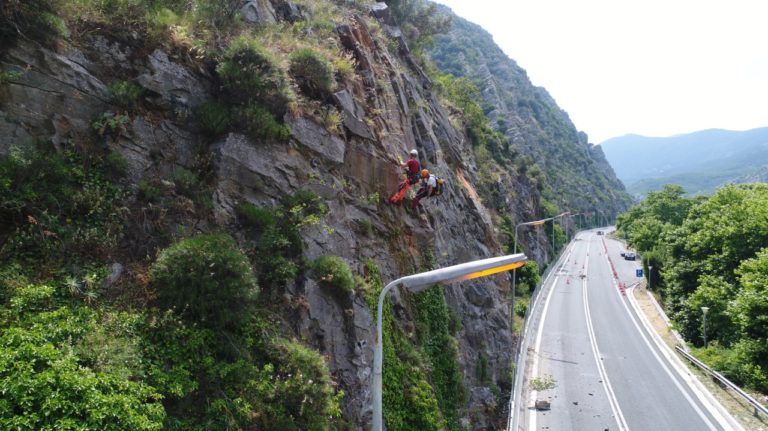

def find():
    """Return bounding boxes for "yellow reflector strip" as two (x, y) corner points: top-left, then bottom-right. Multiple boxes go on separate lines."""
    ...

(459, 261), (526, 281)
(530, 220), (547, 226)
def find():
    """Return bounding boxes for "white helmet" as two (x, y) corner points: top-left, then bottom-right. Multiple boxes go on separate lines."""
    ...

(409, 149), (418, 156)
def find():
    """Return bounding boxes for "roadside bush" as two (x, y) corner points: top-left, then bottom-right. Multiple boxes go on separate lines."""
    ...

(289, 48), (336, 99)
(314, 255), (354, 295)
(255, 338), (342, 430)
(150, 233), (258, 332)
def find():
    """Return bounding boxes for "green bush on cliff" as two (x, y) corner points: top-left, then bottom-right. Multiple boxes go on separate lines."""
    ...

(237, 104), (291, 142)
(194, 101), (232, 136)
(289, 48), (336, 99)
(0, 144), (126, 265)
(150, 233), (258, 332)
(314, 255), (355, 295)
(217, 37), (293, 115)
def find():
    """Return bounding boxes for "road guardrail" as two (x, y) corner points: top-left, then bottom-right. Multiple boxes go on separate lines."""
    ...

(675, 345), (768, 419)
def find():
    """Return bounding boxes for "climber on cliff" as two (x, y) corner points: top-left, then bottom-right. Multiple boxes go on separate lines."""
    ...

(411, 169), (438, 209)
(387, 149), (421, 205)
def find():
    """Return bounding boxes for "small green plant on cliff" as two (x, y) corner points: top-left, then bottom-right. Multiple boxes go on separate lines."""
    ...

(150, 233), (258, 333)
(193, 101), (231, 136)
(0, 69), (22, 85)
(92, 112), (129, 138)
(318, 105), (342, 133)
(314, 255), (355, 295)
(237, 103), (291, 142)
(289, 47), (336, 99)
(236, 202), (276, 230)
(238, 191), (328, 289)
(108, 80), (144, 110)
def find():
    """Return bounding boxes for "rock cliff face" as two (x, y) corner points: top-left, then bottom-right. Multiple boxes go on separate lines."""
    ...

(1, 4), (508, 429)
(0, 1), (628, 429)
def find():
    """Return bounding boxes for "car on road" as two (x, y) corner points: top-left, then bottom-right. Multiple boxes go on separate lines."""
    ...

(597, 231), (604, 235)
(620, 251), (626, 257)
(624, 252), (636, 260)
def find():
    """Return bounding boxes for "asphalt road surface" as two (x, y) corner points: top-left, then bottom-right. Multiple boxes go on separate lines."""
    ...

(510, 229), (739, 431)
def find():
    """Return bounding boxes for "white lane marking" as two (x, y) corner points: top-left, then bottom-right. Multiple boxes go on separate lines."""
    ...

(527, 242), (575, 431)
(599, 246), (722, 430)
(625, 286), (743, 431)
(582, 244), (630, 431)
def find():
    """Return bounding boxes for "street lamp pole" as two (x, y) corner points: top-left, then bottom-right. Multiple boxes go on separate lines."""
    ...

(372, 254), (528, 431)
(648, 265), (653, 290)
(701, 306), (710, 348)
(512, 218), (551, 302)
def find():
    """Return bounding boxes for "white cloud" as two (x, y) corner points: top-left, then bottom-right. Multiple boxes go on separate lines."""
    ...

(434, 0), (768, 143)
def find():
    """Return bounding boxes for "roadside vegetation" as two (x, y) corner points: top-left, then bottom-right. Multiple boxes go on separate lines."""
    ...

(617, 184), (768, 394)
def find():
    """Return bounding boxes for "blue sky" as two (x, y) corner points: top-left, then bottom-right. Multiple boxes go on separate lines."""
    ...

(434, 0), (768, 144)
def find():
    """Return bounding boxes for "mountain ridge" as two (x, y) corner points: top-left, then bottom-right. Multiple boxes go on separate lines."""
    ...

(601, 127), (768, 196)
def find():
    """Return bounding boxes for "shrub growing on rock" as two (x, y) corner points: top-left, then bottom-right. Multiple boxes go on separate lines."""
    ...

(288, 48), (336, 99)
(150, 233), (258, 332)
(314, 255), (354, 295)
(194, 101), (232, 136)
(217, 37), (292, 116)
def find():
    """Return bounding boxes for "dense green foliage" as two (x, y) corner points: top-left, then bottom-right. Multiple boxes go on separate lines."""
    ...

(0, 140), (342, 429)
(0, 286), (166, 430)
(150, 234), (258, 333)
(413, 286), (467, 430)
(617, 183), (768, 392)
(0, 144), (125, 267)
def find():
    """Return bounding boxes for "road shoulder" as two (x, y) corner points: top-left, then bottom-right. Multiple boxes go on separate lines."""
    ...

(631, 283), (767, 431)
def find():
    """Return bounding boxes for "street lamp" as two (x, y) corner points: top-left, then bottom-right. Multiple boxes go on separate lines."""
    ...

(701, 306), (710, 348)
(648, 265), (653, 290)
(512, 218), (551, 304)
(372, 253), (528, 431)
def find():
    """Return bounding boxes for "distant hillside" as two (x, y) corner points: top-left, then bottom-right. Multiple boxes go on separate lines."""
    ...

(428, 7), (632, 218)
(601, 128), (768, 196)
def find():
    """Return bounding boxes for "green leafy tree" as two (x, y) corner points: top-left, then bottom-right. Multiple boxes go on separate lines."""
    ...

(150, 233), (258, 334)
(0, 284), (165, 430)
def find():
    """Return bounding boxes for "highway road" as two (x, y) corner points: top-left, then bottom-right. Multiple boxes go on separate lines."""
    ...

(509, 229), (740, 431)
